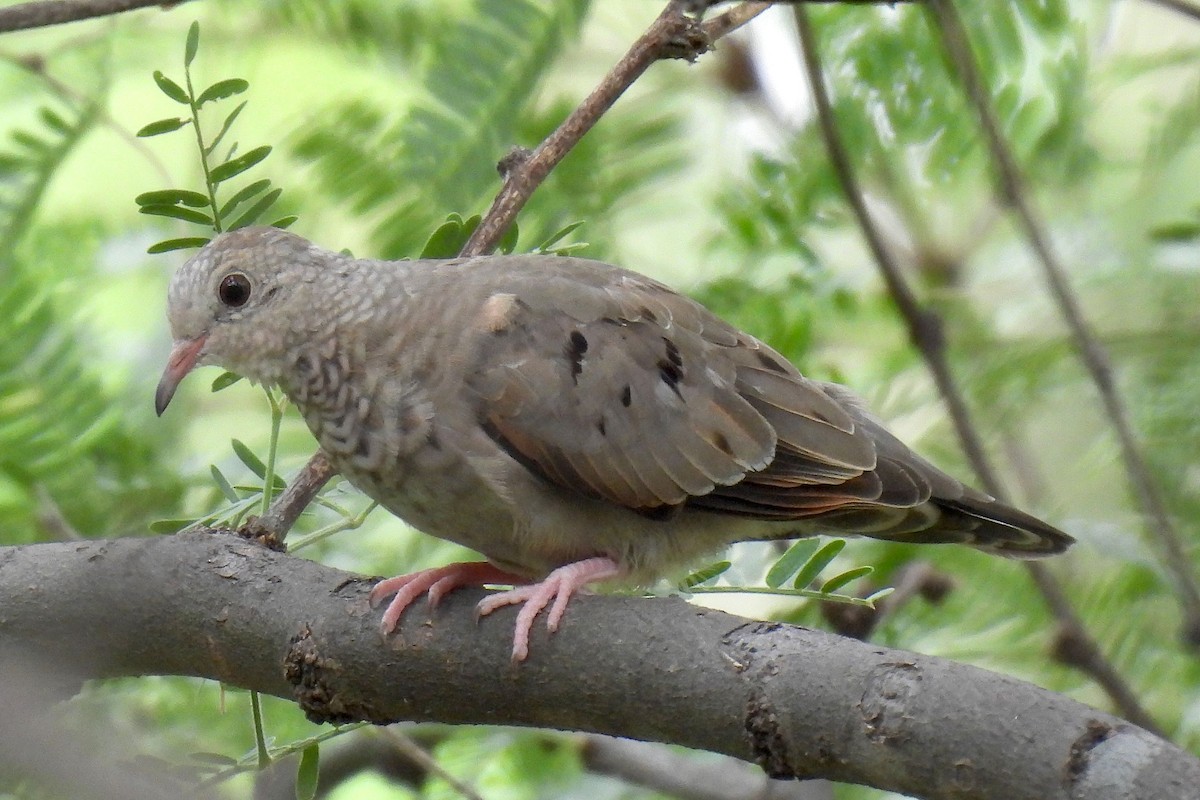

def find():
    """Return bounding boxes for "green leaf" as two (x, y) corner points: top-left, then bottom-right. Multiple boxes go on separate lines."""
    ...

(498, 221), (519, 255)
(184, 21), (200, 68)
(38, 107), (70, 135)
(228, 187), (282, 230)
(135, 189), (210, 207)
(534, 220), (584, 252)
(137, 117), (190, 137)
(271, 215), (299, 229)
(209, 145), (271, 184)
(150, 518), (193, 533)
(1150, 221), (1200, 242)
(218, 178), (270, 220)
(680, 560), (731, 589)
(11, 131), (47, 153)
(153, 70), (190, 104)
(864, 587), (894, 605)
(211, 371), (243, 392)
(420, 216), (470, 258)
(210, 464), (239, 504)
(206, 100), (247, 156)
(148, 237), (210, 254)
(765, 539), (821, 589)
(792, 539), (845, 589)
(231, 439), (267, 479)
(138, 204), (214, 225)
(820, 565), (874, 594)
(196, 78), (250, 109)
(296, 744), (319, 800)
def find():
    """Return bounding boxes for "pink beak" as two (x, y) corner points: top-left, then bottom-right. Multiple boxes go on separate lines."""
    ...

(155, 335), (208, 416)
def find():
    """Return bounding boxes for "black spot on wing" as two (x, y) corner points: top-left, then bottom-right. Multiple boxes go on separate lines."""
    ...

(657, 337), (684, 399)
(755, 349), (791, 374)
(663, 337), (683, 367)
(621, 385), (632, 407)
(564, 329), (588, 384)
(657, 358), (683, 398)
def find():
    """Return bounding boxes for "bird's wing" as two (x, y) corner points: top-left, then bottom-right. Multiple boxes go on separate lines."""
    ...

(464, 259), (877, 512)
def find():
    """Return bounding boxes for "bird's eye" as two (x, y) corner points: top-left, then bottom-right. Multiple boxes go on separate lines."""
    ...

(218, 273), (252, 307)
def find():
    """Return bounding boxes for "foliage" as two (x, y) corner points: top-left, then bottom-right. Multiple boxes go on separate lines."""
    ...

(291, 0), (592, 258)
(0, 92), (182, 539)
(136, 20), (294, 252)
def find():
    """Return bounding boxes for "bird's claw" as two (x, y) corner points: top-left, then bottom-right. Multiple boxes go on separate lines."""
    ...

(372, 557), (621, 661)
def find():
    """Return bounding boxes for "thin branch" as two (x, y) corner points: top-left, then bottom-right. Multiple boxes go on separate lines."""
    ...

(0, 0), (189, 34)
(243, 450), (335, 547)
(0, 50), (175, 187)
(33, 486), (82, 541)
(821, 561), (953, 641)
(792, 5), (1164, 737)
(701, 1), (773, 40)
(924, 0), (1200, 646)
(1142, 0), (1200, 23)
(375, 727), (485, 800)
(461, 1), (771, 257)
(2, 532), (1196, 800)
(461, 1), (696, 256)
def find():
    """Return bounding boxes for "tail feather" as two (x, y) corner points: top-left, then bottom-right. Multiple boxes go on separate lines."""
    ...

(932, 497), (1074, 557)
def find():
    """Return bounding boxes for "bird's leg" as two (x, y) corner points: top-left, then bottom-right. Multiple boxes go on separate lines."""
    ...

(475, 556), (623, 662)
(370, 562), (526, 633)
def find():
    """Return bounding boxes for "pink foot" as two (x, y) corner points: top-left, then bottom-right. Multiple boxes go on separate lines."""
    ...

(370, 562), (525, 634)
(475, 556), (622, 662)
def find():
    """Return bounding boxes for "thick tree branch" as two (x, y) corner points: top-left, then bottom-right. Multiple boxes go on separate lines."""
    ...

(924, 0), (1200, 646)
(792, 6), (1164, 735)
(1, 532), (1197, 800)
(0, 0), (189, 33)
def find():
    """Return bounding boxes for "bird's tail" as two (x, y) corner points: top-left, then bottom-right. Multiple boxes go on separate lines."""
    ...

(816, 493), (1074, 558)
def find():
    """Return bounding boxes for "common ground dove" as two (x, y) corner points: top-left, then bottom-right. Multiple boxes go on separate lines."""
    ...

(156, 227), (1072, 660)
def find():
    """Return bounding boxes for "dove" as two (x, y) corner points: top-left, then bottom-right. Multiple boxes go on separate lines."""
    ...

(156, 226), (1073, 661)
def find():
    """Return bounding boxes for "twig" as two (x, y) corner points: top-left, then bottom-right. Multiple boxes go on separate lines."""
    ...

(924, 0), (1200, 647)
(821, 561), (953, 641)
(461, 0), (769, 257)
(0, 0), (189, 34)
(33, 486), (83, 541)
(1142, 0), (1200, 23)
(375, 727), (485, 800)
(0, 50), (175, 186)
(701, 1), (772, 40)
(247, 450), (334, 546)
(793, 5), (1164, 737)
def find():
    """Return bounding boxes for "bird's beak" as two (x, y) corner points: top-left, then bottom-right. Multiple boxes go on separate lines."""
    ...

(155, 334), (208, 416)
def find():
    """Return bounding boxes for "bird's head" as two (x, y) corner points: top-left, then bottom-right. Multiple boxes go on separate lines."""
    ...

(155, 226), (325, 415)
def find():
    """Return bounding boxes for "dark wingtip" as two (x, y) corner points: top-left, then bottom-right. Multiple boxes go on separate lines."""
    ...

(940, 498), (1074, 558)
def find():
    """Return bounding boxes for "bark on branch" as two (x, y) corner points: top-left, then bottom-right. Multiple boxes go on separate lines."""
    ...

(0, 0), (190, 33)
(1, 531), (1197, 799)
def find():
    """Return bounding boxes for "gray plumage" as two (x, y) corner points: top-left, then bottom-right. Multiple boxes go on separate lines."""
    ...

(157, 227), (1071, 656)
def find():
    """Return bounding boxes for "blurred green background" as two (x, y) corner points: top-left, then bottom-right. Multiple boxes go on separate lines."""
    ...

(1, 1), (1199, 798)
